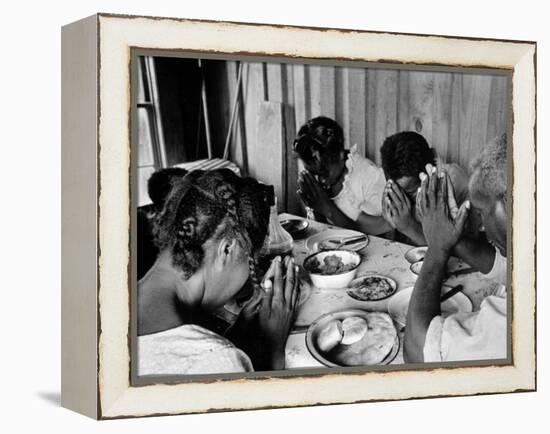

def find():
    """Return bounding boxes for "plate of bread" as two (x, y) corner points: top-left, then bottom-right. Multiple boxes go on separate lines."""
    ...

(306, 309), (399, 367)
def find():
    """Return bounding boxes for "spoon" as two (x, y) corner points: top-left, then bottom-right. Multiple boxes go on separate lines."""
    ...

(323, 235), (368, 249)
(440, 284), (464, 303)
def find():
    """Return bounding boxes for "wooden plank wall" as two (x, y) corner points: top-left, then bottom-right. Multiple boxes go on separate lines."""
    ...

(136, 62), (157, 207)
(227, 63), (509, 215)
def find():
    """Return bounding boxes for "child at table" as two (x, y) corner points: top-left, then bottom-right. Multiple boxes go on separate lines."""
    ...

(293, 116), (391, 235)
(138, 167), (188, 279)
(380, 131), (471, 245)
(138, 169), (300, 375)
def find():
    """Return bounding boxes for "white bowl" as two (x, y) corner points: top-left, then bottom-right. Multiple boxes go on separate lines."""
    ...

(404, 246), (428, 264)
(409, 256), (465, 275)
(410, 260), (423, 275)
(303, 249), (361, 289)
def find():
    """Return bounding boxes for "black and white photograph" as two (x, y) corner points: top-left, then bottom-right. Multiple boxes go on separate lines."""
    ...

(133, 54), (510, 379)
(2, 0), (546, 427)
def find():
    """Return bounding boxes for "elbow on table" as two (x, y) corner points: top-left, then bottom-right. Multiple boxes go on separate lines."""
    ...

(356, 215), (391, 236)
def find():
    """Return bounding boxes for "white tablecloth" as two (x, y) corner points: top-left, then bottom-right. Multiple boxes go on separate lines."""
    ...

(280, 213), (501, 369)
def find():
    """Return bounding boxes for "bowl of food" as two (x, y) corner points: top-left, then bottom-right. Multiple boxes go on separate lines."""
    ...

(303, 249), (361, 289)
(306, 309), (399, 367)
(346, 274), (398, 302)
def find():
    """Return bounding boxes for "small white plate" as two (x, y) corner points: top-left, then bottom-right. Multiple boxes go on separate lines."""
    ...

(305, 229), (369, 253)
(409, 256), (468, 275)
(404, 246), (428, 264)
(388, 286), (473, 328)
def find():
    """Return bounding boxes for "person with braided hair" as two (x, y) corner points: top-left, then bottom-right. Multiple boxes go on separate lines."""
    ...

(138, 167), (188, 280)
(137, 169), (300, 375)
(294, 116), (391, 235)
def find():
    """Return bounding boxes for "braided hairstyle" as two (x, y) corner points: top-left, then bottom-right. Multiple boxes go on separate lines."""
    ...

(147, 167), (188, 212)
(293, 116), (345, 166)
(380, 131), (436, 181)
(153, 168), (273, 280)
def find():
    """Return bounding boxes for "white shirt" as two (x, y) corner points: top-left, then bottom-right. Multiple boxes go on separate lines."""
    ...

(423, 285), (507, 362)
(331, 145), (386, 221)
(483, 248), (507, 286)
(138, 324), (253, 376)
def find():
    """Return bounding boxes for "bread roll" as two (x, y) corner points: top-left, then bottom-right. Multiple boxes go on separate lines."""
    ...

(317, 319), (343, 353)
(330, 312), (397, 366)
(341, 316), (368, 345)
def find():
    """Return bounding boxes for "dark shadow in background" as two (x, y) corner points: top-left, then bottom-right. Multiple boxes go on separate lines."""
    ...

(37, 391), (61, 407)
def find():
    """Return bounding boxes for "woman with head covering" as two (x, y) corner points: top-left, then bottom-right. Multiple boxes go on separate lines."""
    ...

(137, 169), (299, 375)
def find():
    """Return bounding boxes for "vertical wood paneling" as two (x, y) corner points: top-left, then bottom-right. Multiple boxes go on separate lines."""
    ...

(320, 66), (336, 119)
(408, 71), (435, 145)
(266, 63), (284, 103)
(236, 63), (249, 176)
(335, 67), (349, 144)
(284, 103), (300, 214)
(309, 66), (336, 119)
(431, 72), (454, 162)
(347, 68), (367, 155)
(257, 101), (285, 210)
(366, 69), (377, 161)
(308, 65), (322, 118)
(225, 61), (508, 213)
(292, 64), (309, 132)
(241, 62), (265, 179)
(486, 75), (509, 143)
(283, 64), (295, 112)
(458, 74), (477, 169)
(397, 70), (410, 131)
(459, 74), (493, 169)
(226, 61), (242, 167)
(448, 73), (463, 166)
(371, 69), (399, 165)
(271, 63), (300, 214)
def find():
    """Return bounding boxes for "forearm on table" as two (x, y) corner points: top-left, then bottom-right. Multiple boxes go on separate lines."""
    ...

(324, 204), (390, 235)
(356, 213), (393, 235)
(452, 237), (496, 274)
(403, 248), (448, 363)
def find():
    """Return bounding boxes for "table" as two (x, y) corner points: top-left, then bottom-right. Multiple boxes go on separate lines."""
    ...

(280, 214), (502, 369)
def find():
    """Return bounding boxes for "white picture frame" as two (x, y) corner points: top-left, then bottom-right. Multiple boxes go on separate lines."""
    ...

(61, 13), (536, 419)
